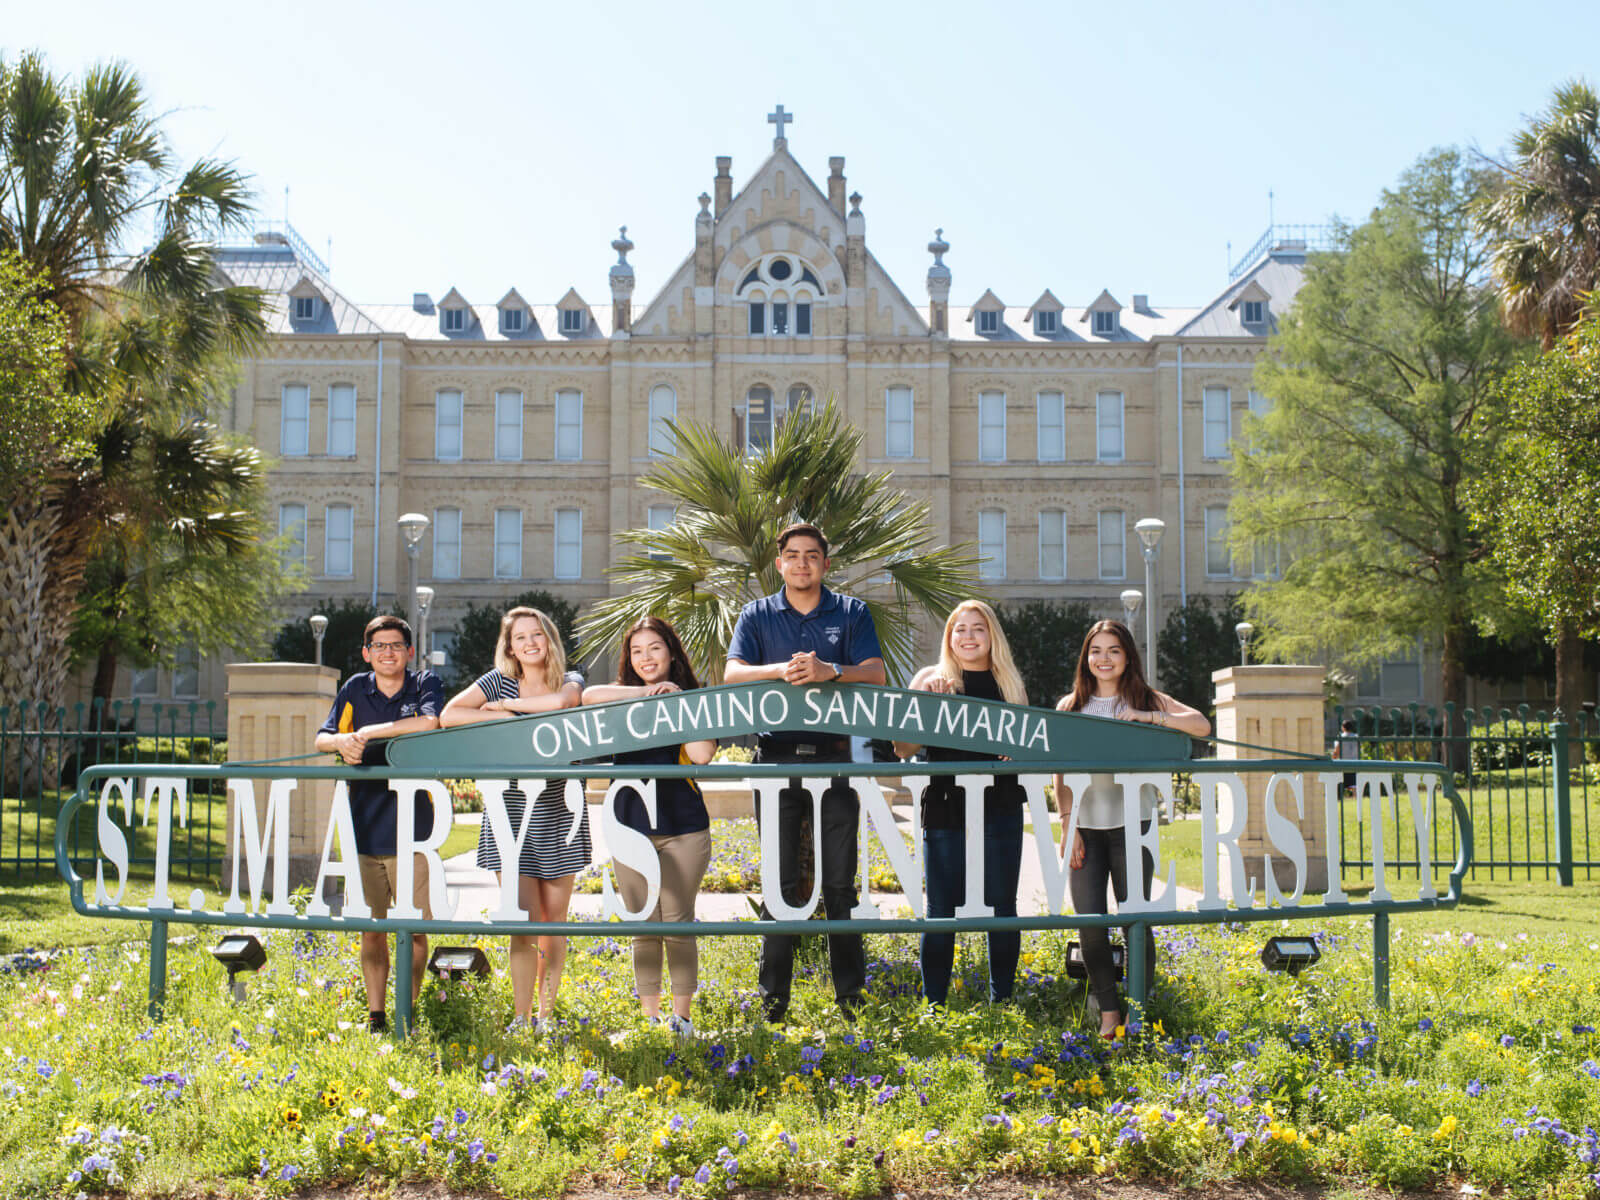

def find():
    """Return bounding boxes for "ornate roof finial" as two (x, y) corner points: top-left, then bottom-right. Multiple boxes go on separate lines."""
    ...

(928, 227), (949, 267)
(767, 103), (793, 147)
(611, 225), (634, 266)
(698, 192), (712, 217)
(849, 191), (863, 216)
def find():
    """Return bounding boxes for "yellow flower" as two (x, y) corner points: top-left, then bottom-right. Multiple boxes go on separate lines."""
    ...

(1434, 1114), (1458, 1140)
(281, 1106), (302, 1126)
(613, 1145), (629, 1162)
(1068, 1138), (1084, 1156)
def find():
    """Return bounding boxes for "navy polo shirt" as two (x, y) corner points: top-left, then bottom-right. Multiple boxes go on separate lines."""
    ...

(318, 669), (444, 856)
(727, 585), (883, 744)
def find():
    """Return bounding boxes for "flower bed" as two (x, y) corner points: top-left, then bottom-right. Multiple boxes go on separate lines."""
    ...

(1, 919), (1596, 1197)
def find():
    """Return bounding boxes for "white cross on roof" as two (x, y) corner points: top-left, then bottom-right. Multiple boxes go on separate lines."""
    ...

(768, 104), (793, 145)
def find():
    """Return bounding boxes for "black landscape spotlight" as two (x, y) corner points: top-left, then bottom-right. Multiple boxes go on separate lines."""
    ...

(427, 946), (491, 982)
(1065, 941), (1125, 981)
(211, 933), (267, 1001)
(1260, 935), (1321, 975)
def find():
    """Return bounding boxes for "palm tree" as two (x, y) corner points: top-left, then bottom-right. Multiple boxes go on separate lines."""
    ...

(1479, 79), (1600, 349)
(0, 51), (269, 726)
(1478, 78), (1600, 722)
(576, 399), (984, 683)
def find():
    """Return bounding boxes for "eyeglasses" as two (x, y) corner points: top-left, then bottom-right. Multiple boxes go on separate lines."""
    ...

(366, 641), (409, 654)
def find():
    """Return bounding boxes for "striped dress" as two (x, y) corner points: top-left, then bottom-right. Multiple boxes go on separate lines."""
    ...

(472, 669), (593, 879)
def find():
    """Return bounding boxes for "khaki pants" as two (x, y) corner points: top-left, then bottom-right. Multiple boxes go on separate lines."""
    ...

(614, 829), (712, 996)
(358, 854), (434, 920)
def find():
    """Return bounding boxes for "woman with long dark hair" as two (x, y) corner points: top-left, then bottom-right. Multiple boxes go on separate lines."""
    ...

(583, 617), (716, 1039)
(895, 599), (1029, 1006)
(1056, 620), (1209, 1036)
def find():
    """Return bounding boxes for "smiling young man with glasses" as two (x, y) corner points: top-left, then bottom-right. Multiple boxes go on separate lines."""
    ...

(314, 614), (444, 1031)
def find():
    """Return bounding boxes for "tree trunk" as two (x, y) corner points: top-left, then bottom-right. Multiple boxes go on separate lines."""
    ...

(92, 646), (118, 708)
(0, 500), (83, 793)
(1439, 622), (1469, 773)
(1555, 618), (1585, 762)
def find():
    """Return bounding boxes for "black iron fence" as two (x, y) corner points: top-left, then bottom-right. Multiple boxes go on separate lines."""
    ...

(0, 701), (225, 877)
(1334, 703), (1598, 883)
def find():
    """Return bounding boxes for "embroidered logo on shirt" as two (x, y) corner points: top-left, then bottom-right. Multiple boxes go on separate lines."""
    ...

(825, 625), (842, 645)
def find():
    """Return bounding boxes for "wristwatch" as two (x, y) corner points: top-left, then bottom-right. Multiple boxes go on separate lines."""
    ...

(829, 662), (842, 681)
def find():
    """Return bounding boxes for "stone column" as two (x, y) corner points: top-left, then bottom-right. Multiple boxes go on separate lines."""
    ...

(225, 662), (341, 889)
(1211, 664), (1329, 893)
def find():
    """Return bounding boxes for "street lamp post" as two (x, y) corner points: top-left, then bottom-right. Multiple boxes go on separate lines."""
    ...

(398, 512), (430, 628)
(415, 586), (435, 662)
(1134, 518), (1166, 688)
(1120, 588), (1143, 633)
(309, 614), (328, 666)
(1235, 621), (1255, 666)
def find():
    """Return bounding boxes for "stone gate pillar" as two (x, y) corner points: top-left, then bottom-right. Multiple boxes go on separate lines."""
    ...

(1211, 665), (1330, 894)
(225, 662), (341, 888)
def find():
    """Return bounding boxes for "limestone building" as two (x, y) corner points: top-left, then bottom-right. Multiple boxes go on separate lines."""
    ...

(124, 110), (1314, 712)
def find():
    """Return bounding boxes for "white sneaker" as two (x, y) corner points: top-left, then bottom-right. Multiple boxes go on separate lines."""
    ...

(668, 1014), (695, 1042)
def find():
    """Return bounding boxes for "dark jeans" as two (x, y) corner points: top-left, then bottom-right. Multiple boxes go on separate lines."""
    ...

(921, 791), (1023, 1004)
(1069, 822), (1158, 1014)
(753, 744), (866, 1018)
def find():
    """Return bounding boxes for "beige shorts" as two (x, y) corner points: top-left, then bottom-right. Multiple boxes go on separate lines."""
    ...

(358, 854), (434, 920)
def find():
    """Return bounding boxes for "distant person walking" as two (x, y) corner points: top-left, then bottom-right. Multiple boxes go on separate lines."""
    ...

(1336, 718), (1361, 796)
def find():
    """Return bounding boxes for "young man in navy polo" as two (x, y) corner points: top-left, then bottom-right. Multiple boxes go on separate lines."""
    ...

(314, 615), (443, 1031)
(725, 522), (886, 1021)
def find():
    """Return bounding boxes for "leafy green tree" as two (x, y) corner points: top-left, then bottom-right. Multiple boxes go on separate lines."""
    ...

(576, 399), (982, 682)
(1156, 593), (1245, 715)
(1230, 148), (1524, 716)
(1464, 321), (1600, 715)
(996, 599), (1096, 707)
(0, 50), (273, 710)
(1477, 78), (1600, 720)
(448, 591), (580, 689)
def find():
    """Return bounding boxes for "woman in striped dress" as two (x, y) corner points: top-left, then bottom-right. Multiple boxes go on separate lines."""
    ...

(440, 606), (586, 1028)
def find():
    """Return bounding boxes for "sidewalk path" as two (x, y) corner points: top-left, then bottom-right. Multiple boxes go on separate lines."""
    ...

(440, 801), (1204, 921)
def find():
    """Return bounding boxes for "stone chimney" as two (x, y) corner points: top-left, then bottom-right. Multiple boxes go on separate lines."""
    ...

(694, 193), (714, 288)
(926, 229), (951, 336)
(714, 157), (733, 218)
(1132, 293), (1150, 314)
(828, 157), (847, 215)
(609, 226), (634, 334)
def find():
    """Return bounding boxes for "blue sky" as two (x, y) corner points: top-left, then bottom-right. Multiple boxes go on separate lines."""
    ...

(9, 0), (1596, 312)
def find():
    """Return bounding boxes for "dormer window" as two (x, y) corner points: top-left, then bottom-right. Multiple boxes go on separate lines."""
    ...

(293, 295), (320, 322)
(442, 307), (466, 333)
(561, 308), (585, 334)
(1035, 309), (1058, 335)
(501, 306), (524, 334)
(977, 309), (999, 334)
(1093, 309), (1116, 335)
(1242, 299), (1264, 325)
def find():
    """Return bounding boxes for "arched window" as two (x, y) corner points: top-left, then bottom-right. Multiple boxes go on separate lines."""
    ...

(648, 384), (676, 457)
(737, 256), (823, 337)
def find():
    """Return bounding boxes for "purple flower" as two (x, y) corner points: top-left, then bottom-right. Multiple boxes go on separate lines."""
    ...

(924, 1128), (941, 1143)
(1418, 1018), (1433, 1032)
(1500, 1034), (1515, 1048)
(1466, 1078), (1482, 1097)
(667, 1175), (681, 1194)
(454, 1106), (468, 1125)
(278, 1165), (299, 1181)
(694, 1165), (711, 1185)
(724, 1158), (738, 1176)
(873, 1150), (885, 1167)
(468, 1139), (484, 1163)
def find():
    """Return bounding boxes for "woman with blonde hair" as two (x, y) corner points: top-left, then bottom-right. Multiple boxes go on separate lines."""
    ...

(1055, 619), (1209, 1036)
(894, 599), (1029, 1005)
(441, 606), (586, 1030)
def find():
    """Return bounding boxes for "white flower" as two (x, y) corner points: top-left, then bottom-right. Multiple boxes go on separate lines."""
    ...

(481, 1082), (498, 1096)
(370, 1114), (387, 1127)
(349, 1107), (367, 1119)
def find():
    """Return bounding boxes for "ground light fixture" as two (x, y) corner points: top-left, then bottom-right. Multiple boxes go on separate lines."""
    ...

(1065, 940), (1125, 981)
(210, 933), (267, 1001)
(1235, 620), (1255, 666)
(427, 946), (491, 981)
(309, 613), (328, 665)
(1260, 934), (1321, 974)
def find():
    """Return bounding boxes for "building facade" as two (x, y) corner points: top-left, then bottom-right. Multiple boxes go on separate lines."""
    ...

(117, 118), (1321, 713)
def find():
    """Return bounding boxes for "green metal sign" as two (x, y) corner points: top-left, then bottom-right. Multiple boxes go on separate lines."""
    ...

(384, 681), (1192, 770)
